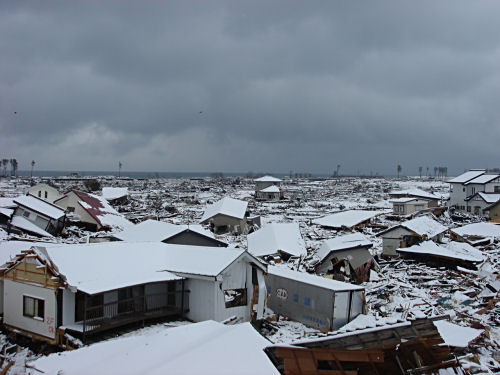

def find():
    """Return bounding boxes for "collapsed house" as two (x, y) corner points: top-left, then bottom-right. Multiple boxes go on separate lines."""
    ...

(200, 197), (248, 234)
(314, 233), (375, 283)
(313, 210), (385, 231)
(12, 195), (66, 237)
(0, 242), (267, 345)
(247, 222), (306, 259)
(110, 219), (228, 247)
(266, 316), (466, 375)
(378, 215), (447, 257)
(54, 189), (132, 231)
(389, 188), (441, 207)
(396, 240), (486, 269)
(265, 266), (365, 331)
(101, 187), (129, 205)
(28, 320), (280, 375)
(450, 221), (500, 245)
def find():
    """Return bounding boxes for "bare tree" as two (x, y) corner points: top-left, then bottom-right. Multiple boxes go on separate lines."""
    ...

(118, 161), (122, 178)
(418, 166), (423, 178)
(1, 159), (7, 176)
(397, 164), (402, 178)
(434, 166), (438, 177)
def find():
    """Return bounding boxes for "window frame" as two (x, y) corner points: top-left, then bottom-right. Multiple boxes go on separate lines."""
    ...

(23, 295), (45, 321)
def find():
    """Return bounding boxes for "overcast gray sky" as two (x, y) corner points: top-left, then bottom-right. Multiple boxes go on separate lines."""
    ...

(1, 1), (500, 176)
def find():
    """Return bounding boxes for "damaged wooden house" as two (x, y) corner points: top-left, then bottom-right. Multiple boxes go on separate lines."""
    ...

(254, 175), (284, 200)
(11, 195), (66, 237)
(266, 316), (466, 375)
(54, 189), (132, 231)
(378, 215), (447, 257)
(314, 233), (376, 283)
(0, 242), (267, 346)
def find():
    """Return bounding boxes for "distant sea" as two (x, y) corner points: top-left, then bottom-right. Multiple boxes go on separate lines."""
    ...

(13, 170), (296, 179)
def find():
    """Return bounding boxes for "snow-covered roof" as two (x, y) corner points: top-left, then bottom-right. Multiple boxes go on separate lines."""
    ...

(29, 320), (280, 375)
(0, 207), (13, 217)
(0, 197), (16, 208)
(267, 265), (363, 292)
(464, 174), (499, 185)
(200, 197), (248, 222)
(389, 188), (440, 200)
(67, 190), (132, 229)
(313, 210), (384, 229)
(259, 185), (281, 193)
(447, 170), (485, 184)
(113, 219), (218, 243)
(399, 216), (447, 238)
(390, 197), (426, 204)
(101, 187), (128, 200)
(33, 242), (260, 294)
(14, 194), (65, 220)
(474, 192), (500, 204)
(0, 240), (60, 267)
(433, 320), (483, 348)
(316, 233), (372, 263)
(11, 216), (54, 238)
(247, 222), (306, 258)
(451, 222), (500, 239)
(255, 175), (282, 182)
(397, 240), (486, 263)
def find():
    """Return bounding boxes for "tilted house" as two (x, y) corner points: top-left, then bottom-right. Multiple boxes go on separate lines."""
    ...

(12, 195), (66, 237)
(450, 222), (500, 244)
(101, 187), (129, 205)
(247, 222), (306, 260)
(200, 197), (248, 234)
(265, 266), (365, 331)
(314, 233), (375, 283)
(54, 190), (132, 231)
(25, 183), (63, 203)
(112, 219), (228, 247)
(0, 242), (267, 346)
(378, 215), (447, 257)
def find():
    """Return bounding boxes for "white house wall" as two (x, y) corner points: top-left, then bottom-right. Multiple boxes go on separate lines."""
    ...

(62, 289), (75, 326)
(27, 185), (63, 203)
(57, 193), (98, 227)
(382, 227), (414, 256)
(185, 278), (217, 322)
(3, 279), (57, 339)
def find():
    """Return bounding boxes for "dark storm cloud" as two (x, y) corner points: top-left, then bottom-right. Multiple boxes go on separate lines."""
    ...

(1, 0), (500, 174)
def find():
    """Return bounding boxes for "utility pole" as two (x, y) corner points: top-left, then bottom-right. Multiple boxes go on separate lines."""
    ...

(118, 161), (122, 178)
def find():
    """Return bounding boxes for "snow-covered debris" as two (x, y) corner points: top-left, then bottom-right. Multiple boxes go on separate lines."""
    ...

(313, 210), (385, 229)
(101, 187), (128, 201)
(451, 222), (500, 240)
(200, 197), (248, 222)
(397, 240), (487, 264)
(433, 320), (483, 348)
(10, 216), (54, 238)
(247, 222), (306, 258)
(28, 320), (279, 375)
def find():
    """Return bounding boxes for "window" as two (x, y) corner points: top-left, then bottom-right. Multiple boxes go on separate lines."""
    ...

(38, 191), (42, 197)
(23, 296), (44, 320)
(293, 294), (299, 303)
(23, 210), (31, 218)
(67, 207), (75, 213)
(224, 288), (247, 308)
(495, 186), (500, 193)
(44, 191), (48, 199)
(304, 297), (311, 307)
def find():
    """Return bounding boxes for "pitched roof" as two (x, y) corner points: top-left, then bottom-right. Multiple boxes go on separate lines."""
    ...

(451, 222), (500, 239)
(469, 192), (500, 204)
(247, 222), (306, 258)
(10, 216), (54, 238)
(464, 174), (499, 185)
(254, 175), (282, 182)
(101, 187), (128, 200)
(389, 188), (440, 200)
(66, 190), (132, 229)
(29, 320), (280, 375)
(316, 233), (372, 263)
(22, 242), (263, 294)
(113, 219), (221, 244)
(14, 194), (65, 220)
(200, 197), (248, 222)
(267, 265), (363, 292)
(313, 210), (385, 229)
(259, 185), (281, 193)
(447, 170), (485, 184)
(379, 215), (447, 238)
(397, 240), (486, 263)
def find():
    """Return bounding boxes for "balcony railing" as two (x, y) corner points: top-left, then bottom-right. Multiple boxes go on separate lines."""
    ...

(81, 290), (189, 335)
